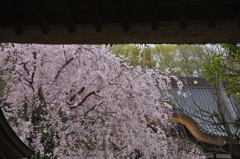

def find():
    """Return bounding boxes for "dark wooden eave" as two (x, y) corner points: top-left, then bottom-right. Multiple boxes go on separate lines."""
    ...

(0, 0), (240, 44)
(0, 108), (35, 159)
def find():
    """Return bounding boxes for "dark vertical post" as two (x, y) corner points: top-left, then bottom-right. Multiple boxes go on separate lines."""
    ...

(61, 0), (76, 33)
(150, 0), (159, 30)
(120, 0), (130, 31)
(35, 0), (49, 34)
(10, 0), (23, 34)
(236, 0), (240, 27)
(179, 0), (187, 29)
(208, 0), (217, 28)
(92, 0), (102, 32)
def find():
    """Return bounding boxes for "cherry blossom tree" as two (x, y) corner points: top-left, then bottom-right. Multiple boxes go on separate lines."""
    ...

(0, 44), (205, 158)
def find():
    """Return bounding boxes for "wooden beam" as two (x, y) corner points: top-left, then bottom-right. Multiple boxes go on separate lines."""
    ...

(35, 0), (49, 34)
(236, 0), (240, 27)
(179, 0), (187, 29)
(92, 0), (102, 32)
(208, 0), (217, 28)
(61, 0), (76, 33)
(10, 0), (23, 34)
(150, 0), (158, 30)
(120, 0), (130, 31)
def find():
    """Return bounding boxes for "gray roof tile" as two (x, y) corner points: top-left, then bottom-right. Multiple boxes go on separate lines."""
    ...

(169, 77), (240, 138)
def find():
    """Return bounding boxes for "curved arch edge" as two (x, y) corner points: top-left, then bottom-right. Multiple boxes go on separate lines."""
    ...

(172, 115), (226, 146)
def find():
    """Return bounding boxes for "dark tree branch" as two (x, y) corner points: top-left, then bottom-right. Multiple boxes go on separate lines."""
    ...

(22, 62), (30, 75)
(54, 57), (74, 81)
(70, 91), (96, 109)
(111, 69), (124, 82)
(16, 71), (34, 91)
(38, 86), (46, 106)
(69, 87), (85, 102)
(19, 51), (37, 91)
(77, 91), (96, 106)
(82, 102), (103, 117)
(31, 51), (37, 84)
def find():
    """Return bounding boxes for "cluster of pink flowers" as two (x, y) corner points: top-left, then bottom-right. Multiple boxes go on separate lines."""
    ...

(0, 44), (205, 158)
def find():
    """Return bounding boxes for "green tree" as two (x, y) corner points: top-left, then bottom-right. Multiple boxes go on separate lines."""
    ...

(203, 44), (240, 104)
(110, 44), (156, 68)
(201, 44), (240, 159)
(111, 44), (215, 76)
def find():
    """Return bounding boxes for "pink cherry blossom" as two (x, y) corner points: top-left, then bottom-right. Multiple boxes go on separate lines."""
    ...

(0, 44), (205, 159)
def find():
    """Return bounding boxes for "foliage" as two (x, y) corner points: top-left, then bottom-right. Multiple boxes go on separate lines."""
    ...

(203, 44), (240, 104)
(201, 44), (240, 158)
(110, 44), (215, 76)
(0, 44), (205, 158)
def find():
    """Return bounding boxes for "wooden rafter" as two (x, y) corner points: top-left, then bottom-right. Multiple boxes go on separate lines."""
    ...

(61, 0), (76, 33)
(120, 0), (130, 31)
(35, 0), (49, 34)
(10, 0), (23, 34)
(236, 0), (240, 27)
(179, 0), (187, 29)
(92, 0), (102, 32)
(208, 0), (217, 28)
(150, 0), (158, 30)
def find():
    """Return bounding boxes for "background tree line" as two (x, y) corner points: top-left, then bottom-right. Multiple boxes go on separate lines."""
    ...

(110, 44), (216, 76)
(111, 44), (240, 105)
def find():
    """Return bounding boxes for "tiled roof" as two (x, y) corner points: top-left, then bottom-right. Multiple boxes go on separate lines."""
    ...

(169, 77), (240, 138)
